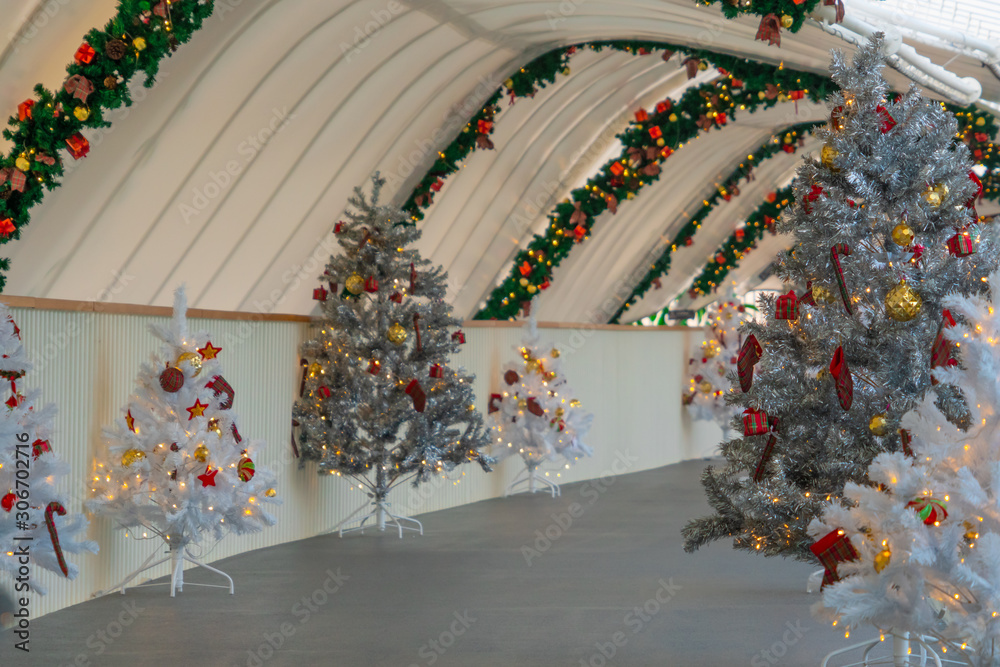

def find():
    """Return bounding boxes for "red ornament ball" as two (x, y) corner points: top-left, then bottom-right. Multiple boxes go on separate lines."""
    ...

(159, 366), (185, 393)
(238, 456), (255, 482)
(504, 370), (520, 386)
(907, 496), (948, 525)
(1, 492), (15, 512)
(169, 443), (179, 452)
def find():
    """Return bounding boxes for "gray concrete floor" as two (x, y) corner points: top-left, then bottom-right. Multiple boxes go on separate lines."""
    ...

(2, 460), (864, 666)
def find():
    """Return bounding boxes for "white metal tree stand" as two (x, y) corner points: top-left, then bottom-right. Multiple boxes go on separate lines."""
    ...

(111, 540), (234, 597)
(328, 467), (423, 538)
(821, 629), (973, 667)
(505, 460), (560, 498)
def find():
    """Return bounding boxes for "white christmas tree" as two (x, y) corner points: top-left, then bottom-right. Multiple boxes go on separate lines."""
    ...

(811, 269), (1000, 662)
(488, 318), (593, 497)
(87, 287), (278, 595)
(0, 308), (97, 593)
(683, 299), (750, 433)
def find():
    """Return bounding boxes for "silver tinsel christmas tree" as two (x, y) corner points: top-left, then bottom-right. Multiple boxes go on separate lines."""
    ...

(294, 174), (493, 534)
(683, 35), (999, 561)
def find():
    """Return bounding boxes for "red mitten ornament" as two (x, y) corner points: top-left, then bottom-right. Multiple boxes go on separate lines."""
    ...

(405, 379), (426, 412)
(829, 346), (853, 410)
(810, 529), (858, 587)
(737, 334), (762, 392)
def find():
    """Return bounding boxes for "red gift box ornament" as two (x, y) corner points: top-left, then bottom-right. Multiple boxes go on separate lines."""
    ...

(32, 439), (51, 459)
(648, 126), (662, 140)
(810, 529), (858, 587)
(743, 408), (769, 436)
(488, 393), (503, 414)
(333, 221), (344, 234)
(429, 364), (444, 378)
(829, 346), (853, 411)
(876, 105), (896, 134)
(389, 292), (403, 303)
(609, 161), (625, 177)
(930, 309), (958, 385)
(452, 330), (465, 344)
(947, 228), (976, 257)
(519, 261), (532, 277)
(0, 219), (15, 237)
(634, 109), (648, 123)
(74, 43), (96, 65)
(755, 14), (782, 47)
(316, 385), (331, 399)
(737, 334), (762, 392)
(364, 276), (378, 293)
(775, 290), (798, 320)
(477, 119), (493, 134)
(65, 133), (90, 159)
(368, 359), (380, 375)
(574, 225), (587, 242)
(656, 100), (671, 114)
(313, 286), (328, 301)
(789, 90), (804, 114)
(17, 100), (34, 121)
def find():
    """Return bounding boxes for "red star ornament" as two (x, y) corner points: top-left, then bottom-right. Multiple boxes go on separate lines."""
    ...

(126, 410), (136, 432)
(186, 400), (208, 420)
(198, 342), (221, 360)
(197, 466), (219, 487)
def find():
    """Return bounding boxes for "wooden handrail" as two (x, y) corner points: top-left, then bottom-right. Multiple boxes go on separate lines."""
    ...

(0, 294), (692, 330)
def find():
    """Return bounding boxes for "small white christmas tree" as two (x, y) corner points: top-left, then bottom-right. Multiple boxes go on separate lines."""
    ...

(488, 318), (593, 497)
(0, 308), (96, 593)
(683, 299), (749, 433)
(811, 269), (1000, 662)
(87, 287), (278, 595)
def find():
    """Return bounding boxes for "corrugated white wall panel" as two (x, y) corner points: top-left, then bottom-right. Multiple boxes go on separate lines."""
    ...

(6, 308), (705, 617)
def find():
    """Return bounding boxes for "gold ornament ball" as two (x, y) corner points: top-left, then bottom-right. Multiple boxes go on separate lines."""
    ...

(519, 277), (529, 287)
(891, 222), (914, 247)
(964, 520), (979, 541)
(934, 183), (949, 201)
(121, 448), (146, 467)
(656, 138), (665, 147)
(526, 359), (540, 373)
(668, 113), (678, 122)
(517, 398), (527, 409)
(265, 488), (277, 498)
(74, 106), (90, 121)
(702, 342), (718, 359)
(780, 14), (794, 28)
(14, 156), (30, 172)
(208, 418), (222, 437)
(555, 407), (565, 418)
(345, 273), (364, 295)
(387, 322), (407, 345)
(874, 549), (891, 573)
(194, 443), (209, 463)
(561, 67), (571, 76)
(504, 78), (514, 89)
(869, 413), (889, 436)
(699, 380), (713, 394)
(176, 351), (202, 376)
(812, 285), (835, 304)
(885, 281), (922, 322)
(133, 37), (147, 51)
(820, 144), (839, 171)
(527, 284), (537, 294)
(551, 348), (560, 358)
(976, 117), (986, 127)
(816, 368), (828, 381)
(308, 362), (322, 377)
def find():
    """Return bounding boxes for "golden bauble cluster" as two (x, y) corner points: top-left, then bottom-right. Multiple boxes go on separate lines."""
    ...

(780, 14), (794, 28)
(265, 488), (277, 498)
(14, 156), (30, 172)
(885, 281), (922, 322)
(121, 448), (146, 467)
(208, 418), (222, 437)
(194, 443), (209, 463)
(526, 359), (540, 373)
(569, 399), (581, 408)
(922, 183), (949, 208)
(387, 322), (407, 345)
(699, 380), (713, 394)
(345, 273), (364, 295)
(869, 413), (889, 436)
(551, 348), (560, 358)
(701, 340), (719, 359)
(891, 222), (914, 247)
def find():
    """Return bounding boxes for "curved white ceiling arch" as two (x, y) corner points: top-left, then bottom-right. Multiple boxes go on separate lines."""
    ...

(0, 0), (995, 321)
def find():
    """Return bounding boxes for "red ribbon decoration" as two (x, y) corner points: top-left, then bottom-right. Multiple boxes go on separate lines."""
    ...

(755, 14), (782, 47)
(45, 502), (70, 577)
(830, 244), (853, 315)
(413, 313), (422, 354)
(64, 75), (94, 102)
(409, 262), (417, 294)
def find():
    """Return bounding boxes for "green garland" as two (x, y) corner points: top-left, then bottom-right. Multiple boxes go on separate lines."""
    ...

(474, 47), (839, 320)
(0, 0), (214, 291)
(606, 121), (825, 324)
(702, 0), (823, 32)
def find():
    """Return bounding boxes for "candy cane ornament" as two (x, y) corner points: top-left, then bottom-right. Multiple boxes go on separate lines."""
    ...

(45, 501), (69, 577)
(830, 244), (853, 315)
